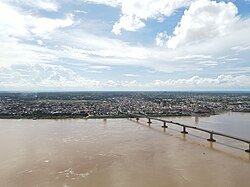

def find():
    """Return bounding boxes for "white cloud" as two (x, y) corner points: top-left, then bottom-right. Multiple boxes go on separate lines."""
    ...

(0, 64), (100, 90)
(167, 0), (238, 48)
(37, 40), (44, 45)
(1, 0), (249, 78)
(153, 75), (250, 89)
(112, 0), (195, 34)
(0, 1), (148, 68)
(0, 2), (28, 37)
(155, 31), (169, 47)
(74, 10), (88, 14)
(82, 0), (121, 7)
(231, 45), (250, 52)
(0, 2), (74, 67)
(88, 65), (112, 70)
(27, 14), (74, 37)
(86, 70), (103, 73)
(197, 60), (219, 66)
(1, 0), (250, 91)
(123, 74), (139, 77)
(0, 2), (74, 38)
(2, 0), (59, 11)
(174, 54), (212, 60)
(56, 31), (149, 63)
(226, 67), (250, 74)
(0, 64), (249, 90)
(104, 80), (138, 88)
(112, 15), (145, 35)
(25, 0), (59, 11)
(0, 64), (139, 90)
(0, 35), (57, 67)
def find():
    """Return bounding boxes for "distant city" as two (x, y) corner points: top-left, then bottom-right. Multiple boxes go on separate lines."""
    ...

(0, 92), (249, 119)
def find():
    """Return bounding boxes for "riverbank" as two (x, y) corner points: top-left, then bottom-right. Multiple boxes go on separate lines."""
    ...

(0, 110), (249, 120)
(0, 113), (192, 119)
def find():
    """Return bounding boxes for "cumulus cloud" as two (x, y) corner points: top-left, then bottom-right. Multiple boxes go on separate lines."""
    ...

(0, 64), (249, 91)
(112, 15), (145, 35)
(167, 0), (239, 48)
(0, 64), (139, 90)
(0, 1), (149, 68)
(0, 64), (100, 90)
(1, 0), (250, 91)
(112, 0), (195, 34)
(153, 75), (250, 89)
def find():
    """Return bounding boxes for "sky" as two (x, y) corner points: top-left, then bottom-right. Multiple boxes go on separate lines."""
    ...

(0, 0), (250, 91)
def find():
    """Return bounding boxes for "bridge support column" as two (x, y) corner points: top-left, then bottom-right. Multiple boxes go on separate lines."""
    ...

(162, 121), (168, 128)
(147, 118), (152, 124)
(181, 126), (188, 134)
(245, 144), (250, 153)
(207, 133), (216, 142)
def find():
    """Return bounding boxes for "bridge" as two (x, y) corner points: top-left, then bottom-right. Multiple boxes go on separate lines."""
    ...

(125, 112), (250, 153)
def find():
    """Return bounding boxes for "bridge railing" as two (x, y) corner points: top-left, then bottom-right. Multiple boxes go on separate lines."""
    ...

(127, 112), (250, 153)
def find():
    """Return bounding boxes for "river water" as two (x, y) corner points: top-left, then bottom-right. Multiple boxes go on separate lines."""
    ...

(0, 112), (250, 187)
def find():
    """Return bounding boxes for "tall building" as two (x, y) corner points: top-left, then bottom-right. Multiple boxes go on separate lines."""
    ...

(195, 102), (199, 113)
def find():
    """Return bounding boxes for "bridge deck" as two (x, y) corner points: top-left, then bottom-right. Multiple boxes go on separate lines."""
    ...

(128, 113), (250, 153)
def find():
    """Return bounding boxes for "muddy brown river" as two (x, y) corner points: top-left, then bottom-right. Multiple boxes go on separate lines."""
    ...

(0, 112), (250, 187)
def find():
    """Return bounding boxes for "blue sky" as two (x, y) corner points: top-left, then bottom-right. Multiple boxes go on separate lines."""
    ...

(0, 0), (250, 91)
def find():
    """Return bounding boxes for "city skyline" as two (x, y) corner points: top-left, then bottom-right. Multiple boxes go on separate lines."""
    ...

(1, 0), (250, 91)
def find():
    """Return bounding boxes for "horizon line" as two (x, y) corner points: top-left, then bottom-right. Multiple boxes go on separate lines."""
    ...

(1, 90), (250, 93)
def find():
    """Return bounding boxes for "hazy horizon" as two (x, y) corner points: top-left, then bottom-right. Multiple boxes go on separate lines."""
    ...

(1, 90), (250, 93)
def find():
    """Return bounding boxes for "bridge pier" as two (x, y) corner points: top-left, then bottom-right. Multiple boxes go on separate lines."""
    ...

(181, 126), (188, 134)
(162, 121), (168, 128)
(245, 144), (250, 153)
(147, 118), (152, 124)
(126, 112), (250, 154)
(207, 132), (216, 142)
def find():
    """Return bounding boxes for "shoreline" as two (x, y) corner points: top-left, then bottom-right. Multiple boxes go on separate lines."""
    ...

(0, 114), (192, 120)
(0, 111), (248, 120)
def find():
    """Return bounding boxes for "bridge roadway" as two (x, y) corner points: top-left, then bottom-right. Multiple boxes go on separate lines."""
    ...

(126, 113), (250, 153)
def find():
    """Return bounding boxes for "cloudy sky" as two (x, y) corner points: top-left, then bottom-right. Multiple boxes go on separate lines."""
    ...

(0, 0), (250, 91)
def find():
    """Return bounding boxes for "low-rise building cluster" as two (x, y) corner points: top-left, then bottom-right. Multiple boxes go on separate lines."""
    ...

(0, 92), (249, 118)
